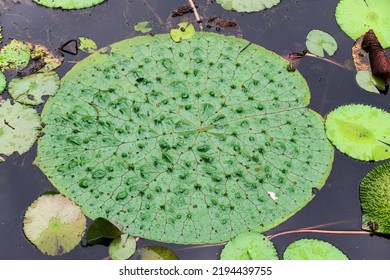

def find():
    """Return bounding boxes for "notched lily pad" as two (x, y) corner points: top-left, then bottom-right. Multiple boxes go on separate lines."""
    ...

(78, 37), (98, 53)
(0, 39), (31, 71)
(109, 234), (136, 260)
(216, 0), (280, 12)
(134, 21), (152, 34)
(306, 29), (337, 57)
(8, 71), (60, 105)
(137, 246), (179, 260)
(33, 0), (106, 10)
(170, 22), (195, 42)
(335, 0), (390, 48)
(23, 194), (87, 256)
(36, 33), (334, 244)
(220, 231), (278, 260)
(0, 99), (41, 159)
(360, 162), (390, 234)
(86, 217), (122, 245)
(356, 70), (386, 94)
(325, 104), (390, 161)
(283, 239), (348, 260)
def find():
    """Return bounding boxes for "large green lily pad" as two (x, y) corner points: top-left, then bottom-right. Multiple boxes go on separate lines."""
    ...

(335, 0), (390, 48)
(33, 0), (106, 10)
(360, 162), (390, 234)
(35, 33), (333, 244)
(216, 0), (280, 12)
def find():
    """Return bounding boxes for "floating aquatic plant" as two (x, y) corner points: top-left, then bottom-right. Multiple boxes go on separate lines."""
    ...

(325, 104), (390, 161)
(335, 0), (390, 48)
(78, 37), (98, 54)
(0, 72), (5, 94)
(137, 246), (179, 260)
(134, 22), (152, 34)
(23, 194), (86, 256)
(8, 71), (60, 105)
(355, 70), (386, 94)
(0, 99), (41, 162)
(0, 39), (31, 71)
(283, 238), (348, 260)
(33, 0), (106, 10)
(30, 44), (64, 72)
(305, 29), (337, 57)
(220, 231), (278, 260)
(216, 0), (280, 13)
(170, 22), (195, 42)
(109, 234), (136, 260)
(360, 162), (390, 234)
(35, 32), (333, 244)
(86, 217), (122, 245)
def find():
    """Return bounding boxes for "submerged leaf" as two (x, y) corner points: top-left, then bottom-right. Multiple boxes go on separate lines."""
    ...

(170, 22), (195, 42)
(78, 37), (98, 53)
(23, 194), (86, 256)
(33, 0), (106, 10)
(8, 71), (60, 105)
(0, 99), (41, 159)
(216, 0), (280, 12)
(134, 21), (152, 34)
(86, 217), (122, 245)
(360, 162), (390, 234)
(0, 39), (31, 71)
(35, 33), (334, 244)
(283, 239), (348, 260)
(305, 29), (337, 57)
(356, 71), (386, 93)
(335, 0), (390, 48)
(137, 246), (179, 260)
(220, 231), (278, 260)
(109, 234), (136, 260)
(325, 104), (390, 161)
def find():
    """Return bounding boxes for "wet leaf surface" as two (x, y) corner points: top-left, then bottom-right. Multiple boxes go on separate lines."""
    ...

(216, 0), (280, 12)
(108, 234), (136, 260)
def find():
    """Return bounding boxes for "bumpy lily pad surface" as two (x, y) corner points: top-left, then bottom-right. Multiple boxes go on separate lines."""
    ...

(283, 239), (348, 260)
(325, 104), (390, 161)
(220, 231), (278, 260)
(216, 0), (280, 12)
(360, 162), (390, 234)
(33, 0), (106, 10)
(335, 0), (390, 48)
(36, 33), (333, 244)
(23, 194), (87, 256)
(0, 99), (41, 159)
(8, 71), (60, 105)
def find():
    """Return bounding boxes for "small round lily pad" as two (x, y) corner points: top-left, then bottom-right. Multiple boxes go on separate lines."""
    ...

(335, 0), (390, 48)
(306, 29), (337, 57)
(8, 71), (60, 105)
(137, 246), (179, 260)
(0, 39), (31, 71)
(170, 22), (195, 42)
(220, 231), (278, 260)
(360, 162), (390, 234)
(0, 99), (41, 159)
(23, 194), (87, 256)
(33, 0), (106, 10)
(78, 37), (98, 53)
(283, 239), (348, 260)
(109, 234), (136, 260)
(216, 0), (280, 12)
(134, 21), (152, 34)
(325, 104), (390, 161)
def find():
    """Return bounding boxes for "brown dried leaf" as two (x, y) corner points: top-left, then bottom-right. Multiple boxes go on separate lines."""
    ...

(352, 34), (371, 72)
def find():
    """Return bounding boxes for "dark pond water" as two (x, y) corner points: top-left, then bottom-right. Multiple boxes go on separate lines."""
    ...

(0, 0), (389, 260)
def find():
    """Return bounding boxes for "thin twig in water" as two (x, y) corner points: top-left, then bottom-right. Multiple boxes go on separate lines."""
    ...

(305, 53), (346, 69)
(268, 229), (372, 240)
(188, 0), (203, 31)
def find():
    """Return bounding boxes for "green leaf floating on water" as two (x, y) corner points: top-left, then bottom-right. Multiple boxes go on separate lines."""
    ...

(283, 239), (348, 260)
(335, 0), (390, 48)
(306, 29), (337, 57)
(8, 71), (60, 105)
(356, 71), (386, 94)
(35, 33), (334, 244)
(0, 71), (6, 94)
(325, 104), (390, 161)
(109, 234), (136, 260)
(78, 37), (98, 54)
(86, 217), (122, 245)
(170, 23), (195, 43)
(134, 21), (152, 34)
(0, 99), (41, 160)
(360, 162), (390, 234)
(216, 0), (280, 12)
(0, 39), (31, 71)
(137, 246), (179, 260)
(33, 0), (106, 10)
(220, 231), (278, 260)
(23, 194), (87, 256)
